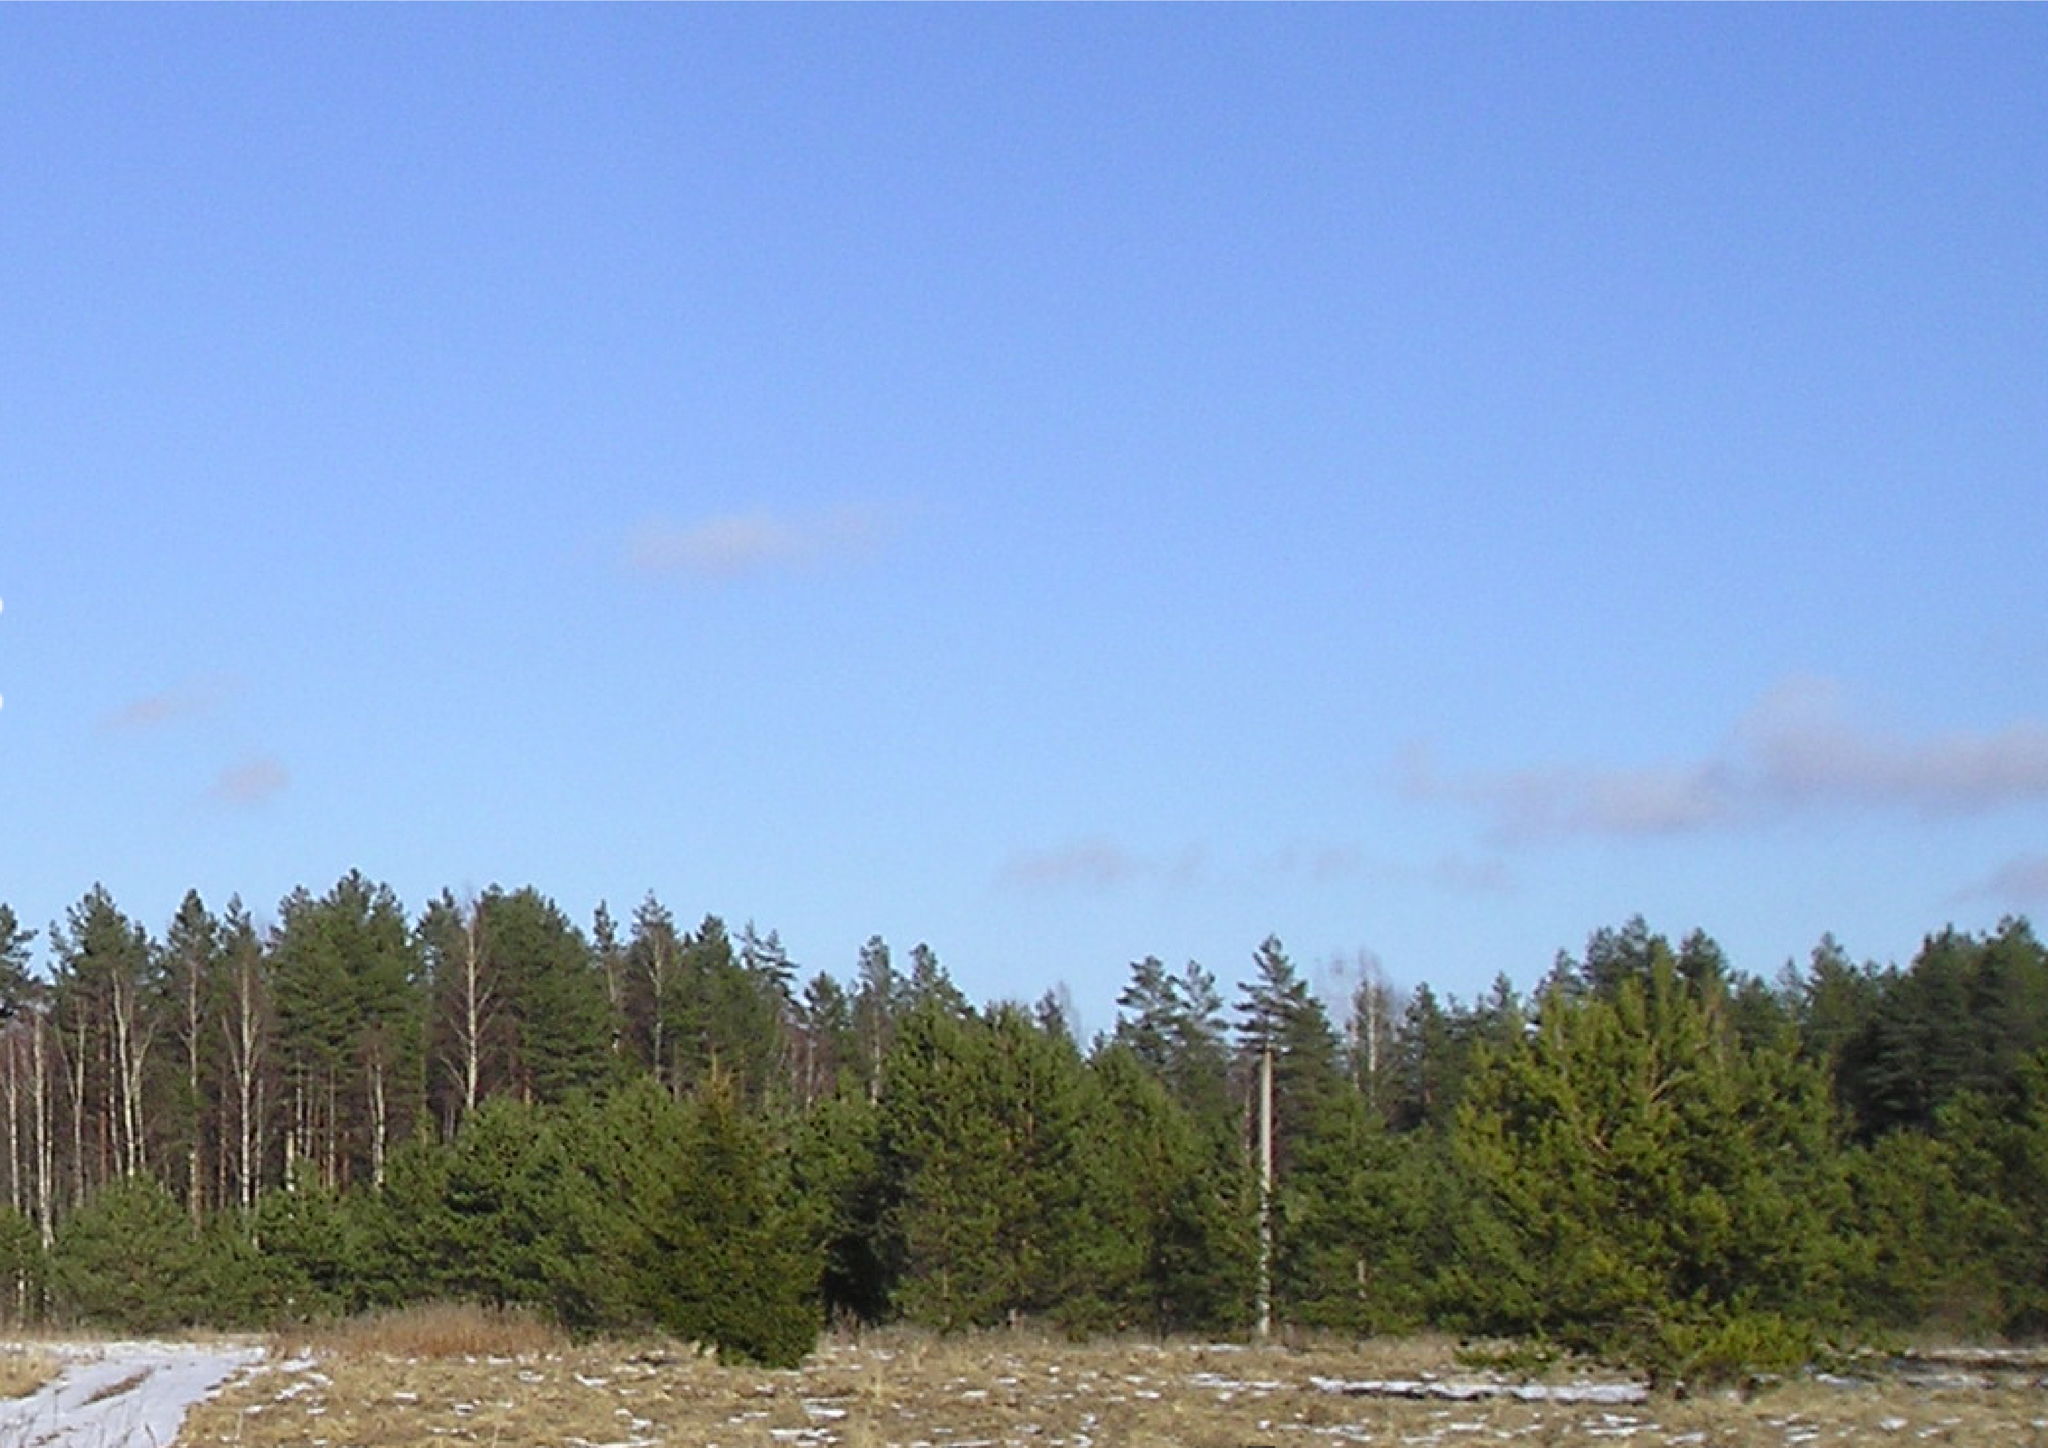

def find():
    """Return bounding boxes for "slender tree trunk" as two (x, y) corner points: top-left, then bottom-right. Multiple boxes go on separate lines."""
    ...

(369, 1055), (389, 1190)
(66, 1019), (87, 1209)
(1257, 1042), (1274, 1343)
(324, 1071), (338, 1189)
(221, 953), (266, 1208)
(252, 1073), (266, 1208)
(2, 1032), (19, 1216)
(110, 972), (155, 1179)
(284, 1077), (300, 1191)
(650, 965), (668, 1096)
(184, 961), (205, 1222)
(30, 1013), (52, 1250)
(463, 907), (485, 1118)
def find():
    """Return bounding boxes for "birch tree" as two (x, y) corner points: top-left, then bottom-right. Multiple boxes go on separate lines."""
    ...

(216, 902), (271, 1210)
(50, 887), (158, 1192)
(421, 891), (496, 1131)
(622, 896), (681, 1093)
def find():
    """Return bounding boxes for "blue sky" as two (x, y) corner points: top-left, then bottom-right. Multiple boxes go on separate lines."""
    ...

(3, 8), (2044, 1035)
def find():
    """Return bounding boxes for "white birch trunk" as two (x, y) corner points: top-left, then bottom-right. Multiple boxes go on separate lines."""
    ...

(30, 1013), (51, 1251)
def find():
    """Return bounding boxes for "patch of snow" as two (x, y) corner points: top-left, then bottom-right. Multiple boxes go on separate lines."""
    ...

(0, 1338), (263, 1448)
(1312, 1376), (1650, 1406)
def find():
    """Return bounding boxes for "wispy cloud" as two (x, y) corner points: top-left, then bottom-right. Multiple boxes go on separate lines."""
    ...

(1408, 676), (2048, 845)
(1270, 842), (1369, 884)
(1743, 676), (2048, 815)
(625, 505), (885, 583)
(209, 755), (289, 807)
(1956, 854), (2048, 906)
(101, 676), (238, 733)
(997, 839), (1215, 894)
(1428, 853), (1516, 895)
(999, 840), (1144, 891)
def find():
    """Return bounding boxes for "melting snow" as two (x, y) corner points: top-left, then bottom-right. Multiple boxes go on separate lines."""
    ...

(0, 1339), (263, 1448)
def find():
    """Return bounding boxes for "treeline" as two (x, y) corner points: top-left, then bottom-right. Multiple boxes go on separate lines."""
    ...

(0, 878), (2044, 1377)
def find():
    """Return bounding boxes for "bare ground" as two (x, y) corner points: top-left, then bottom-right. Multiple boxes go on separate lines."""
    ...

(176, 1331), (2048, 1448)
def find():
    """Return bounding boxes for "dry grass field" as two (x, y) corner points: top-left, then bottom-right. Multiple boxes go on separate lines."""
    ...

(0, 1342), (59, 1399)
(175, 1311), (2048, 1448)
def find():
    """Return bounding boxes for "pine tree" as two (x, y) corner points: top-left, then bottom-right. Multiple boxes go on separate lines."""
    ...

(0, 1204), (41, 1326)
(272, 874), (424, 1190)
(790, 1087), (889, 1324)
(487, 887), (613, 1106)
(161, 891), (221, 1221)
(664, 1077), (819, 1365)
(250, 1176), (365, 1321)
(1065, 1044), (1255, 1335)
(878, 1002), (1086, 1329)
(50, 1175), (209, 1332)
(1448, 948), (1845, 1380)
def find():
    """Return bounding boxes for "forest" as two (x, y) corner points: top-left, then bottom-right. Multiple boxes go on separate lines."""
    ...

(0, 875), (2043, 1379)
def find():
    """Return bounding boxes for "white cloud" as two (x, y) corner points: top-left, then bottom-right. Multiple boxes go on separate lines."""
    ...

(1481, 762), (1740, 843)
(1744, 677), (2048, 814)
(626, 506), (884, 582)
(210, 756), (289, 806)
(1410, 676), (2048, 844)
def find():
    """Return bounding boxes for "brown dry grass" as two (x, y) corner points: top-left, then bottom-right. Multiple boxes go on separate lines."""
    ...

(273, 1300), (570, 1362)
(0, 1344), (58, 1399)
(178, 1326), (2048, 1448)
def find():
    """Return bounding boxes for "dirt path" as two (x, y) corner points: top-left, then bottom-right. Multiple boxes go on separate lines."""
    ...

(0, 1340), (264, 1448)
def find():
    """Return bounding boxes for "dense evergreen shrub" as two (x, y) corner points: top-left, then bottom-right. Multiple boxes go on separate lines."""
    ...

(51, 1176), (210, 1332)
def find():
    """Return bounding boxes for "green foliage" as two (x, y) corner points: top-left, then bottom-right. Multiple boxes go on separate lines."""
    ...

(662, 1081), (820, 1365)
(1643, 1311), (1823, 1387)
(1931, 1057), (2048, 1336)
(1840, 1129), (1994, 1334)
(791, 1089), (890, 1324)
(1279, 1096), (1441, 1334)
(51, 1176), (210, 1332)
(0, 902), (35, 1013)
(1064, 1045), (1256, 1336)
(273, 872), (425, 1187)
(251, 1177), (370, 1321)
(1447, 943), (1845, 1379)
(1115, 956), (1234, 1128)
(193, 1210), (271, 1328)
(9, 870), (2048, 1378)
(0, 1207), (43, 1326)
(556, 1077), (819, 1363)
(878, 1002), (1087, 1330)
(1840, 919), (2048, 1137)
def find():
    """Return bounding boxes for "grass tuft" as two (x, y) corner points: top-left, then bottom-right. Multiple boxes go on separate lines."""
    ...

(0, 1345), (59, 1399)
(279, 1301), (569, 1361)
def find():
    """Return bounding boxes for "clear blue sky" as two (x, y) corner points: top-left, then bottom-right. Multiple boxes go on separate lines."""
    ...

(3, 8), (2044, 1035)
